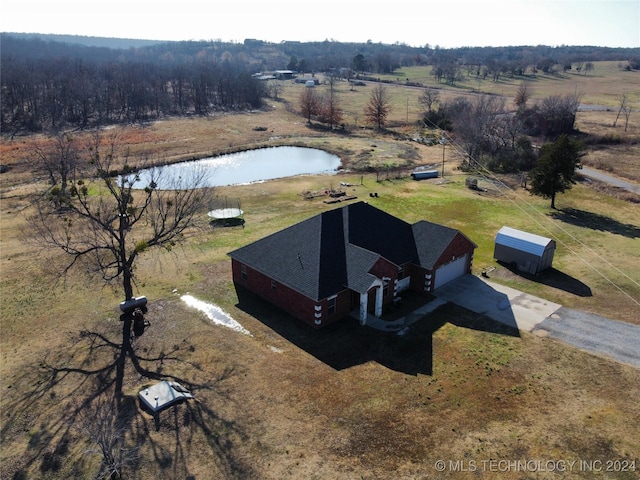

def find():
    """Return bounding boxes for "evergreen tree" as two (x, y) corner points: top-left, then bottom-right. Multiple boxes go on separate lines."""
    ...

(529, 134), (584, 209)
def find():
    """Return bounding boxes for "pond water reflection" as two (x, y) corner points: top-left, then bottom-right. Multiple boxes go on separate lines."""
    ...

(134, 146), (341, 189)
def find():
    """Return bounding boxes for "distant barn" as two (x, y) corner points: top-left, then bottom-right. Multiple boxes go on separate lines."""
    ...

(494, 226), (556, 275)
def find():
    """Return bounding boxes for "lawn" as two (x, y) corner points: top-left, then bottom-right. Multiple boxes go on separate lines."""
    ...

(1, 61), (639, 479)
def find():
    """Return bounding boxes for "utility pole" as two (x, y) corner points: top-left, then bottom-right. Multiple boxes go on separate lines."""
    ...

(406, 96), (409, 124)
(441, 137), (446, 177)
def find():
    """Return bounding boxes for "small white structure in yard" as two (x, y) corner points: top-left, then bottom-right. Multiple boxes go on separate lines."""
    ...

(138, 381), (193, 413)
(494, 226), (556, 275)
(208, 207), (244, 220)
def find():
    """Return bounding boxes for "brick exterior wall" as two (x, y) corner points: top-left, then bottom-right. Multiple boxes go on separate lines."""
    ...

(406, 233), (475, 294)
(408, 264), (431, 293)
(435, 233), (475, 272)
(426, 233), (475, 292)
(369, 257), (400, 308)
(231, 259), (349, 329)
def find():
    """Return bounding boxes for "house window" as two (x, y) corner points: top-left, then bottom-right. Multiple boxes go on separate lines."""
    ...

(328, 296), (336, 315)
(271, 280), (277, 290)
(383, 282), (390, 297)
(241, 265), (247, 280)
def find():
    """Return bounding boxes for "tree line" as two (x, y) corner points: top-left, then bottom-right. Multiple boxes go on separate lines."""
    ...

(2, 33), (638, 134)
(1, 37), (264, 134)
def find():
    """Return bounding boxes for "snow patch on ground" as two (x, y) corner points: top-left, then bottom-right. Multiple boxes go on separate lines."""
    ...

(181, 294), (251, 336)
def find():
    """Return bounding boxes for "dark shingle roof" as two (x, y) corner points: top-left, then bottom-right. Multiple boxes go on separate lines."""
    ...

(412, 220), (460, 269)
(228, 202), (472, 301)
(345, 201), (417, 266)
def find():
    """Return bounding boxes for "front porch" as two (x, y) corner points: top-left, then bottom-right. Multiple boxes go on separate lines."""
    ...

(350, 290), (443, 333)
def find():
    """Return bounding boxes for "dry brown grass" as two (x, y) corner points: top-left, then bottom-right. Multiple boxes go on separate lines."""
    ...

(2, 63), (640, 478)
(2, 171), (639, 479)
(1, 243), (639, 479)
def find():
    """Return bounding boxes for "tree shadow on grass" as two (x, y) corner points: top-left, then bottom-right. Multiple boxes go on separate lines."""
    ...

(550, 207), (640, 238)
(1, 303), (257, 480)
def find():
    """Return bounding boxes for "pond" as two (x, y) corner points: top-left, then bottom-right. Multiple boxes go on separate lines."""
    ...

(132, 146), (341, 189)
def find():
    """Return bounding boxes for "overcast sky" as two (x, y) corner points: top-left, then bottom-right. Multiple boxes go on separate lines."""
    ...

(1, 0), (638, 48)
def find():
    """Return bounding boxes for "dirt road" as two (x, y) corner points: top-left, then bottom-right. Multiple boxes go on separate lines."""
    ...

(581, 166), (640, 194)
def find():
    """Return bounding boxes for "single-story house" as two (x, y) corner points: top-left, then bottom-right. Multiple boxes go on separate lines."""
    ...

(228, 202), (476, 328)
(494, 226), (556, 275)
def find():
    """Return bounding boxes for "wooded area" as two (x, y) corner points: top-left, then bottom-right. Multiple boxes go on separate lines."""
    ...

(1, 33), (639, 135)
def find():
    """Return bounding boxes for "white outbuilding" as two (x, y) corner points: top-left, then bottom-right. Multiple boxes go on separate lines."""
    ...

(138, 381), (193, 413)
(493, 226), (556, 275)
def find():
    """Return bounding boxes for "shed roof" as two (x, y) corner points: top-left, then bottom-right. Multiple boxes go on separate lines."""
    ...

(495, 226), (554, 257)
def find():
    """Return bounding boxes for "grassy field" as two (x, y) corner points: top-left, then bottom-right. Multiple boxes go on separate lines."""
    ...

(372, 61), (640, 107)
(1, 62), (639, 479)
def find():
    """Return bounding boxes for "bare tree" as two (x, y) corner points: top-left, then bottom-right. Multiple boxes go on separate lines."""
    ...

(31, 132), (81, 205)
(268, 80), (284, 100)
(584, 62), (595, 75)
(449, 94), (506, 165)
(364, 84), (392, 129)
(613, 93), (632, 131)
(318, 76), (343, 129)
(298, 87), (321, 124)
(514, 82), (531, 109)
(538, 92), (582, 135)
(29, 130), (216, 399)
(419, 88), (439, 113)
(30, 129), (215, 302)
(319, 90), (343, 129)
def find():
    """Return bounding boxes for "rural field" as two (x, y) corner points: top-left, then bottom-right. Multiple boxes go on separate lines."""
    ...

(1, 62), (639, 479)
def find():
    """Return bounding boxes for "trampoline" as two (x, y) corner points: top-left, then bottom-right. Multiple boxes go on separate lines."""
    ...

(208, 197), (245, 227)
(207, 207), (244, 219)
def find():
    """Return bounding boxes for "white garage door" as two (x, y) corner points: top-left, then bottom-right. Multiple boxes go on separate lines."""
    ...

(434, 255), (468, 289)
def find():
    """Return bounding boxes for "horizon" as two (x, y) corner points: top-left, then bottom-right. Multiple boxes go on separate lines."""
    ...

(3, 30), (640, 50)
(1, 0), (639, 49)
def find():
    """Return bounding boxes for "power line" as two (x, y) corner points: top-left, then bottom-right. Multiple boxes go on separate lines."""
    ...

(436, 128), (640, 307)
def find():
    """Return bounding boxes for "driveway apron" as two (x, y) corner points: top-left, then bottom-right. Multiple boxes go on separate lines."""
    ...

(534, 308), (640, 368)
(434, 275), (560, 332)
(434, 275), (640, 369)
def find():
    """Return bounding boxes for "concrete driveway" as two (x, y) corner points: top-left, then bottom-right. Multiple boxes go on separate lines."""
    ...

(434, 275), (640, 369)
(434, 275), (561, 332)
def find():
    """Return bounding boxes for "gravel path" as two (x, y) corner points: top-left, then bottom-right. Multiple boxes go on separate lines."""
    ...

(581, 167), (640, 194)
(533, 307), (640, 368)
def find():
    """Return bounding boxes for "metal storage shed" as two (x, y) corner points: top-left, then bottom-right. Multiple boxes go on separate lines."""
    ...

(494, 226), (556, 275)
